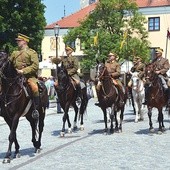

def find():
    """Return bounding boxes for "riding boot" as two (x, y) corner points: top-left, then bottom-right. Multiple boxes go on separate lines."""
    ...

(32, 96), (40, 119)
(117, 87), (124, 107)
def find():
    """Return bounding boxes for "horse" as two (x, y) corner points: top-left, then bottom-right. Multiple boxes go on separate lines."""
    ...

(145, 63), (169, 133)
(95, 59), (127, 134)
(55, 63), (88, 137)
(0, 50), (48, 163)
(130, 72), (145, 122)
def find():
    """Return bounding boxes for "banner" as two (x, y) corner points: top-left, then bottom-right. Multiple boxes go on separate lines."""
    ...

(120, 31), (128, 50)
(94, 32), (98, 46)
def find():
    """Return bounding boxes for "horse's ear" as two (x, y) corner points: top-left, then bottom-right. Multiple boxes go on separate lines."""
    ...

(102, 58), (105, 64)
(5, 45), (9, 55)
(61, 62), (64, 68)
(96, 59), (99, 64)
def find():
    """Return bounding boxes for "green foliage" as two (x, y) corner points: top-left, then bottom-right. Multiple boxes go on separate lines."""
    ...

(64, 0), (151, 71)
(0, 0), (46, 54)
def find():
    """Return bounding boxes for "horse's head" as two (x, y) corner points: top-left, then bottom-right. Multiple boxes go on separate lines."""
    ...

(0, 50), (8, 69)
(95, 59), (107, 81)
(131, 72), (141, 90)
(0, 51), (18, 79)
(57, 63), (70, 90)
(145, 63), (157, 82)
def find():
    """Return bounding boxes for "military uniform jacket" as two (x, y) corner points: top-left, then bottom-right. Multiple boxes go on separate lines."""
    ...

(152, 57), (170, 76)
(105, 60), (121, 79)
(131, 62), (145, 78)
(10, 46), (39, 78)
(52, 55), (79, 76)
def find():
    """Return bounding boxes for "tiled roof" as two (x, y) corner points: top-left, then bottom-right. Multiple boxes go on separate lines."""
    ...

(46, 3), (97, 29)
(136, 0), (170, 8)
(46, 0), (170, 29)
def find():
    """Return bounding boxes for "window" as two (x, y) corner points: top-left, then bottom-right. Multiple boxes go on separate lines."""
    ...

(148, 17), (160, 31)
(89, 0), (96, 4)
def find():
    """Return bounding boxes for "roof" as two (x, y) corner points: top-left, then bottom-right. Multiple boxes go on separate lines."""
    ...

(136, 0), (170, 8)
(46, 3), (97, 29)
(46, 0), (170, 29)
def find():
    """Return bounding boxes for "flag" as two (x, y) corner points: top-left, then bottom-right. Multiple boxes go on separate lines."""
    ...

(120, 30), (128, 50)
(167, 30), (170, 39)
(93, 32), (98, 46)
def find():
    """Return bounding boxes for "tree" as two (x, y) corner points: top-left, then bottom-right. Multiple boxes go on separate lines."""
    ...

(64, 0), (151, 71)
(0, 0), (46, 54)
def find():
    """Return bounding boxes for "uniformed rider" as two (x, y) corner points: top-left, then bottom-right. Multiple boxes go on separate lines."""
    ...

(128, 56), (145, 87)
(52, 45), (84, 92)
(10, 33), (40, 115)
(143, 48), (170, 105)
(95, 52), (125, 106)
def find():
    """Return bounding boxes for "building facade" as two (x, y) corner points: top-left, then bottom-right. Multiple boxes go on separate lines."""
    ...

(41, 0), (170, 77)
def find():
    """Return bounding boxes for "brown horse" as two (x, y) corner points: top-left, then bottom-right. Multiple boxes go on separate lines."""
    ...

(55, 63), (88, 137)
(0, 50), (48, 163)
(95, 59), (127, 134)
(145, 63), (169, 133)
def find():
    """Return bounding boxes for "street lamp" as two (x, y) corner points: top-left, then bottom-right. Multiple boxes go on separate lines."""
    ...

(53, 24), (60, 77)
(54, 24), (60, 58)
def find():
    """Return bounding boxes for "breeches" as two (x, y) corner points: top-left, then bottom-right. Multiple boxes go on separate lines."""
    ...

(27, 78), (39, 96)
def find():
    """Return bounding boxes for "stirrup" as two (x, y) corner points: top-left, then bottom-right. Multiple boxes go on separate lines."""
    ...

(32, 110), (39, 119)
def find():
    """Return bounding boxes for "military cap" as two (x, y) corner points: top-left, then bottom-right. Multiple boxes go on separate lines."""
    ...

(108, 52), (119, 60)
(108, 52), (116, 56)
(155, 48), (163, 53)
(133, 56), (141, 62)
(65, 45), (74, 52)
(15, 33), (30, 42)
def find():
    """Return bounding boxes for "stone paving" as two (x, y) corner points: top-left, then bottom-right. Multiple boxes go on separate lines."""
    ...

(0, 98), (170, 170)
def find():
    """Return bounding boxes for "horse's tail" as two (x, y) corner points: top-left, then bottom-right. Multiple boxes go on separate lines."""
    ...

(79, 87), (88, 116)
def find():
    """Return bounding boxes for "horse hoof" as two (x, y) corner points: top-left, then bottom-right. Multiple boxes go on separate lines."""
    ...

(80, 125), (84, 131)
(157, 131), (163, 135)
(60, 132), (65, 137)
(135, 120), (138, 123)
(68, 128), (72, 134)
(35, 148), (42, 154)
(2, 158), (11, 164)
(14, 153), (21, 158)
(149, 128), (155, 133)
(73, 126), (78, 131)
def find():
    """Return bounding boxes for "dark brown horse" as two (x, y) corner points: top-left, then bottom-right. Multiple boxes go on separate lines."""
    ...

(0, 50), (48, 163)
(95, 59), (127, 134)
(55, 63), (88, 137)
(145, 63), (169, 133)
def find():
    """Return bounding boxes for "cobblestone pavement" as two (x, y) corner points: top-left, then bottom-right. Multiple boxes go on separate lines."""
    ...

(0, 98), (170, 170)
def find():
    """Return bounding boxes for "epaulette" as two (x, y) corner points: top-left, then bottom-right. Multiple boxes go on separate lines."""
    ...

(28, 48), (36, 53)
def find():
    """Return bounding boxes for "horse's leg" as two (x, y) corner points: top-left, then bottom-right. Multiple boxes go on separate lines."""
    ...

(35, 107), (45, 153)
(72, 102), (79, 130)
(102, 108), (108, 134)
(119, 107), (124, 132)
(26, 116), (38, 151)
(79, 93), (88, 131)
(114, 110), (118, 132)
(109, 106), (115, 134)
(3, 116), (20, 163)
(157, 108), (165, 134)
(147, 107), (154, 132)
(61, 104), (71, 136)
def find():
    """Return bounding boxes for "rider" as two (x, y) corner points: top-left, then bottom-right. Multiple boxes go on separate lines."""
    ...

(52, 45), (85, 93)
(95, 52), (125, 106)
(143, 47), (170, 105)
(10, 33), (40, 115)
(128, 56), (145, 87)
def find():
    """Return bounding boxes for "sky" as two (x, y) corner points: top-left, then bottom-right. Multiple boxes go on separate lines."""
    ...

(43, 0), (81, 25)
